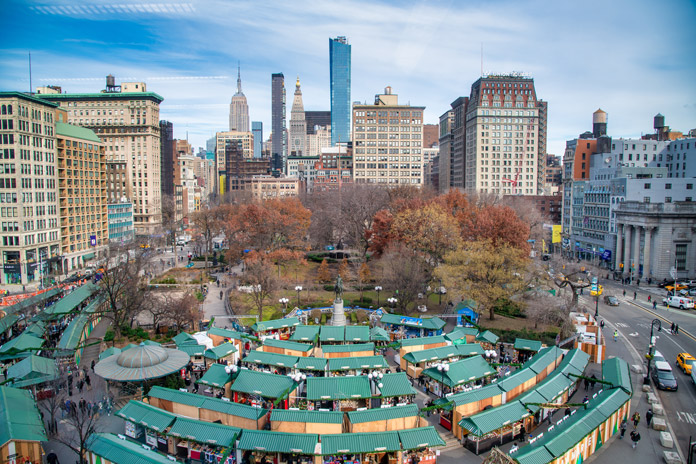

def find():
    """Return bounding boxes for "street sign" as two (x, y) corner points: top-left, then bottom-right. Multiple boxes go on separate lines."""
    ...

(670, 267), (677, 279)
(90, 235), (97, 246)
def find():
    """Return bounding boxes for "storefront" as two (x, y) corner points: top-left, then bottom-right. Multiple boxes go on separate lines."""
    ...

(402, 343), (484, 379)
(421, 355), (495, 398)
(327, 356), (388, 377)
(322, 343), (375, 359)
(474, 331), (499, 350)
(270, 409), (343, 434)
(345, 404), (420, 433)
(237, 430), (318, 464)
(263, 338), (315, 357)
(230, 369), (298, 410)
(289, 325), (320, 344)
(398, 427), (446, 464)
(459, 400), (534, 454)
(377, 373), (417, 407)
(167, 416), (240, 463)
(305, 376), (372, 411)
(87, 433), (172, 464)
(197, 363), (234, 398)
(295, 357), (327, 377)
(0, 386), (47, 464)
(243, 351), (300, 375)
(252, 317), (300, 341)
(2, 255), (20, 285)
(513, 338), (543, 364)
(205, 342), (239, 365)
(379, 314), (446, 339)
(320, 431), (401, 464)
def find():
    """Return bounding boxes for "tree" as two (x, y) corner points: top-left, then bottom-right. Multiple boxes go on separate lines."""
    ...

(53, 400), (103, 464)
(356, 262), (372, 301)
(365, 209), (394, 257)
(165, 292), (202, 332)
(316, 259), (331, 283)
(160, 194), (180, 263)
(338, 257), (351, 281)
(435, 240), (529, 320)
(339, 185), (389, 258)
(243, 255), (279, 316)
(97, 245), (152, 338)
(379, 244), (430, 313)
(39, 383), (65, 437)
(191, 206), (222, 272)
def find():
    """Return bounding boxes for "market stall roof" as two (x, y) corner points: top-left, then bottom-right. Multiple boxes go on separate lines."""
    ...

(87, 433), (171, 464)
(230, 369), (297, 399)
(344, 326), (370, 342)
(289, 325), (320, 342)
(602, 357), (632, 394)
(148, 386), (206, 408)
(321, 431), (401, 455)
(237, 430), (318, 455)
(0, 315), (19, 334)
(6, 354), (58, 388)
(197, 364), (232, 388)
(40, 283), (99, 320)
(400, 335), (447, 348)
(263, 338), (313, 352)
(295, 356), (327, 371)
(172, 332), (197, 346)
(346, 404), (419, 424)
(422, 355), (495, 388)
(319, 326), (345, 342)
(57, 300), (101, 354)
(3, 287), (62, 317)
(522, 346), (564, 375)
(449, 383), (503, 407)
(23, 321), (46, 337)
(531, 370), (575, 402)
(495, 367), (537, 393)
(116, 400), (176, 432)
(458, 400), (531, 437)
(556, 348), (590, 378)
(207, 326), (245, 341)
(204, 342), (238, 360)
(398, 427), (446, 450)
(514, 389), (548, 413)
(403, 345), (459, 365)
(252, 317), (300, 332)
(0, 385), (47, 446)
(327, 355), (388, 372)
(95, 343), (190, 382)
(380, 314), (446, 331)
(322, 343), (374, 354)
(475, 330), (499, 345)
(369, 326), (390, 342)
(147, 386), (267, 420)
(379, 372), (417, 397)
(0, 332), (45, 360)
(456, 343), (485, 356)
(176, 344), (206, 357)
(444, 327), (479, 342)
(168, 416), (240, 446)
(243, 351), (299, 368)
(512, 444), (555, 464)
(514, 338), (543, 352)
(306, 375), (371, 401)
(270, 409), (344, 424)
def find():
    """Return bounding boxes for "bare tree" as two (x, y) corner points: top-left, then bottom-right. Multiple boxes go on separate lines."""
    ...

(39, 385), (66, 438)
(378, 244), (431, 313)
(242, 259), (279, 316)
(191, 206), (222, 272)
(96, 244), (152, 338)
(53, 401), (103, 464)
(519, 290), (575, 338)
(161, 194), (180, 263)
(165, 292), (202, 332)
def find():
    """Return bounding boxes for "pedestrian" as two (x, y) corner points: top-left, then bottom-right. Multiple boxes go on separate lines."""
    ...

(653, 301), (657, 310)
(614, 330), (618, 342)
(519, 424), (526, 442)
(671, 323), (676, 334)
(633, 291), (637, 300)
(676, 324), (680, 335)
(565, 407), (571, 417)
(91, 359), (95, 371)
(46, 451), (59, 464)
(620, 418), (628, 439)
(584, 377), (590, 391)
(648, 295), (651, 302)
(85, 374), (91, 390)
(590, 374), (597, 390)
(623, 289), (626, 297)
(632, 411), (640, 428)
(583, 395), (589, 403)
(646, 408), (653, 427)
(637, 279), (640, 286)
(77, 380), (83, 394)
(600, 320), (605, 329)
(630, 429), (641, 449)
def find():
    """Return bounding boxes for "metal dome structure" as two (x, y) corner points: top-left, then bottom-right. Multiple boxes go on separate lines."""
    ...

(95, 343), (190, 382)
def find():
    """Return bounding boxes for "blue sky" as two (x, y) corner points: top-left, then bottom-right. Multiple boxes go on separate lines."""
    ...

(1, 0), (695, 156)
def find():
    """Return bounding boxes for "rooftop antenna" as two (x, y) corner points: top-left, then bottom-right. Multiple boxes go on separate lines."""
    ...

(28, 52), (32, 94)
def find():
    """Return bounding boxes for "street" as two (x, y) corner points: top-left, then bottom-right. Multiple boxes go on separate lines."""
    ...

(581, 278), (696, 456)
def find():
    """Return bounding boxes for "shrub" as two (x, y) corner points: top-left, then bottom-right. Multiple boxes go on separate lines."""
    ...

(493, 298), (525, 318)
(194, 291), (205, 302)
(350, 312), (358, 323)
(104, 329), (115, 343)
(323, 285), (335, 292)
(155, 277), (177, 284)
(320, 314), (327, 325)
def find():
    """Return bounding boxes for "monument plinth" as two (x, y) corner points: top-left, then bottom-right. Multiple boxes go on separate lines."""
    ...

(331, 275), (347, 326)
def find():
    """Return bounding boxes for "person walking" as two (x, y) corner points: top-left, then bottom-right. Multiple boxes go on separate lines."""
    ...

(632, 411), (641, 429)
(620, 418), (628, 439)
(630, 429), (641, 449)
(46, 451), (59, 464)
(633, 291), (637, 300)
(623, 289), (626, 297)
(648, 295), (651, 302)
(518, 424), (526, 442)
(85, 374), (91, 391)
(653, 301), (657, 310)
(590, 374), (597, 390)
(671, 323), (676, 334)
(676, 324), (680, 335)
(646, 408), (653, 427)
(614, 330), (618, 342)
(584, 377), (590, 391)
(91, 359), (95, 371)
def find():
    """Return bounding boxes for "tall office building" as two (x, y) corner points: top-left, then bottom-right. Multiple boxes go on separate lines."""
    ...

(271, 73), (287, 172)
(352, 87), (425, 186)
(40, 76), (164, 235)
(289, 77), (307, 157)
(437, 109), (455, 192)
(215, 130), (254, 195)
(229, 64), (250, 132)
(330, 36), (351, 146)
(305, 110), (331, 156)
(159, 120), (175, 198)
(252, 121), (263, 158)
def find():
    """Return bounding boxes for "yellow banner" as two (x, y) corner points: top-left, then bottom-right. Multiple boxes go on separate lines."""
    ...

(552, 225), (562, 243)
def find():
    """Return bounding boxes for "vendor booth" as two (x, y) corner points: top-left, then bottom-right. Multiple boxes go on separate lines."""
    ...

(513, 338), (543, 364)
(237, 430), (318, 464)
(230, 369), (298, 409)
(244, 351), (300, 374)
(320, 431), (401, 464)
(305, 376), (372, 411)
(322, 343), (375, 359)
(252, 317), (300, 340)
(263, 338), (314, 357)
(270, 409), (344, 434)
(459, 400), (534, 454)
(290, 325), (320, 343)
(327, 356), (388, 376)
(379, 314), (446, 339)
(421, 355), (495, 397)
(0, 386), (47, 464)
(86, 433), (172, 464)
(167, 416), (241, 462)
(346, 404), (420, 433)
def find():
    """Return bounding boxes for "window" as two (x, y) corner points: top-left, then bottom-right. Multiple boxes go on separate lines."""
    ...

(687, 184), (693, 190)
(644, 183), (651, 189)
(665, 197), (672, 203)
(666, 183), (672, 190)
(643, 197), (650, 203)
(676, 244), (687, 271)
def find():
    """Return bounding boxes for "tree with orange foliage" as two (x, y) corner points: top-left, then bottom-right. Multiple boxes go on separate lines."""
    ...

(356, 262), (372, 301)
(365, 209), (394, 257)
(317, 259), (331, 283)
(338, 257), (351, 281)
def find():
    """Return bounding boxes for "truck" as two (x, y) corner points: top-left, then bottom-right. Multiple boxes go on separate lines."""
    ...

(662, 295), (695, 310)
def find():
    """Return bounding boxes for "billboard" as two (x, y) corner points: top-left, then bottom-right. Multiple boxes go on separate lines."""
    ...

(552, 225), (562, 244)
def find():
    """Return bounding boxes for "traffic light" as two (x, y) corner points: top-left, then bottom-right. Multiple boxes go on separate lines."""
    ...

(620, 263), (624, 269)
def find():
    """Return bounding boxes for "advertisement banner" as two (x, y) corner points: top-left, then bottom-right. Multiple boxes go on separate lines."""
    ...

(552, 225), (562, 243)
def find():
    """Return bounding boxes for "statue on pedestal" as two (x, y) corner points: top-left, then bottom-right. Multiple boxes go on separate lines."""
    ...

(331, 275), (347, 326)
(335, 275), (343, 302)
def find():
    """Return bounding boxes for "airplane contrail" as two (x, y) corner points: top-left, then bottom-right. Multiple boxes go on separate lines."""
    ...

(37, 76), (230, 82)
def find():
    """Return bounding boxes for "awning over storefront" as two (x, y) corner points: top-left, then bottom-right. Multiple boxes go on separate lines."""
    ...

(237, 430), (318, 455)
(379, 372), (417, 397)
(295, 356), (327, 371)
(320, 431), (401, 455)
(513, 338), (543, 352)
(197, 364), (232, 388)
(289, 325), (320, 343)
(204, 342), (237, 360)
(230, 369), (297, 399)
(6, 355), (58, 388)
(87, 433), (171, 464)
(344, 326), (370, 342)
(458, 400), (531, 437)
(306, 375), (371, 401)
(252, 317), (300, 332)
(422, 355), (494, 388)
(116, 400), (176, 432)
(398, 427), (446, 450)
(168, 416), (240, 446)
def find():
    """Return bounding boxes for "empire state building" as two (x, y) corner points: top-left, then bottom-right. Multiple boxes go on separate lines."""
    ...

(229, 64), (250, 132)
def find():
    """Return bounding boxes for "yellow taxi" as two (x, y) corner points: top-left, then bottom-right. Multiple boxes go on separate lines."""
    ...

(676, 353), (695, 374)
(590, 284), (603, 296)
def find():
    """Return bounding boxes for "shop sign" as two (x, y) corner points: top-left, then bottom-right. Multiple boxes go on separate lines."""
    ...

(2, 264), (20, 273)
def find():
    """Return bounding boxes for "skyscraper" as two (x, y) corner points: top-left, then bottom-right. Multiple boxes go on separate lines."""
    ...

(229, 64), (249, 132)
(289, 77), (307, 157)
(271, 73), (287, 171)
(330, 36), (351, 146)
(252, 121), (263, 158)
(160, 120), (175, 198)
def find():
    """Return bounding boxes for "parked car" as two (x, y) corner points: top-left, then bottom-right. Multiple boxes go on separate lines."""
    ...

(663, 295), (695, 310)
(677, 353), (696, 375)
(653, 350), (666, 364)
(603, 295), (620, 306)
(651, 361), (678, 391)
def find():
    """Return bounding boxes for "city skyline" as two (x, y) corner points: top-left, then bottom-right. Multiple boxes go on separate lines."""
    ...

(1, 0), (694, 157)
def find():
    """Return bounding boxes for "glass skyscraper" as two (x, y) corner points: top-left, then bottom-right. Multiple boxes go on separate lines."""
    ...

(252, 121), (263, 158)
(271, 73), (286, 171)
(329, 36), (351, 146)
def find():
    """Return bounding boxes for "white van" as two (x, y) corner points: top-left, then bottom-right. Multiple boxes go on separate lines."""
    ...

(662, 296), (695, 310)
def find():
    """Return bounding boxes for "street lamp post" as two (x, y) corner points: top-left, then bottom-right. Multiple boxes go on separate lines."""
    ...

(645, 319), (662, 385)
(279, 297), (289, 314)
(437, 362), (449, 397)
(387, 297), (397, 309)
(295, 286), (303, 307)
(438, 282), (446, 306)
(375, 286), (382, 306)
(595, 293), (599, 320)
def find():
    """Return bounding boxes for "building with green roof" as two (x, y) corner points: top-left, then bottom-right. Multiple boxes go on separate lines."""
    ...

(289, 325), (320, 343)
(422, 355), (495, 390)
(251, 317), (300, 333)
(237, 430), (319, 455)
(322, 343), (375, 356)
(230, 369), (297, 400)
(0, 385), (47, 463)
(87, 433), (172, 464)
(6, 354), (58, 388)
(327, 355), (388, 373)
(305, 376), (372, 403)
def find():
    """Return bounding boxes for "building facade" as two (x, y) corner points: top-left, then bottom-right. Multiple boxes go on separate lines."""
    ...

(288, 77), (307, 157)
(271, 73), (287, 172)
(56, 121), (108, 273)
(352, 87), (425, 186)
(159, 120), (174, 198)
(247, 175), (299, 199)
(107, 202), (134, 244)
(215, 130), (254, 195)
(0, 93), (61, 285)
(224, 140), (270, 193)
(329, 36), (351, 146)
(313, 146), (352, 192)
(229, 65), (250, 132)
(252, 121), (263, 158)
(39, 76), (164, 235)
(437, 110), (454, 193)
